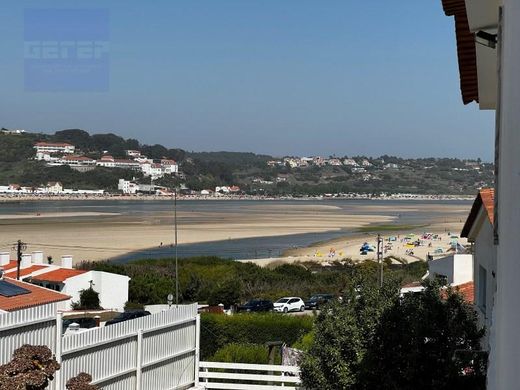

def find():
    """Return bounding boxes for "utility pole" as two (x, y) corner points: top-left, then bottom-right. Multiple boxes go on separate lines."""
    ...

(174, 187), (179, 307)
(377, 234), (383, 288)
(14, 240), (27, 281)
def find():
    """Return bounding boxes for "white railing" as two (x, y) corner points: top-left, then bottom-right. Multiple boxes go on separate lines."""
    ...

(199, 361), (301, 390)
(0, 304), (199, 390)
(57, 304), (199, 390)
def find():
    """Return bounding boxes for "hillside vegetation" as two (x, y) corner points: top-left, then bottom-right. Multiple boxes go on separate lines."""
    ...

(0, 128), (493, 194)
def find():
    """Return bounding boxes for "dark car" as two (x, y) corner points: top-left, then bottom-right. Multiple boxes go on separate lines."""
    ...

(237, 299), (274, 312)
(304, 294), (334, 310)
(105, 310), (151, 326)
(62, 317), (97, 333)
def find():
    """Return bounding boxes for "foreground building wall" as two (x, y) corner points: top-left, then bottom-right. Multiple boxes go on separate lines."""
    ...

(491, 1), (520, 388)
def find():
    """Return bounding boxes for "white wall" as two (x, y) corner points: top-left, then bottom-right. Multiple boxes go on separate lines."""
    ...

(61, 271), (130, 312)
(452, 254), (474, 285)
(473, 218), (497, 330)
(428, 254), (473, 286)
(490, 2), (520, 389)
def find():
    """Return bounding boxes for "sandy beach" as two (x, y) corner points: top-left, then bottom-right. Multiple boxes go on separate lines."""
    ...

(0, 199), (472, 265)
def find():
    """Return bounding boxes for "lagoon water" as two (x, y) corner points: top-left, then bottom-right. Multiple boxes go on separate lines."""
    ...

(0, 198), (471, 261)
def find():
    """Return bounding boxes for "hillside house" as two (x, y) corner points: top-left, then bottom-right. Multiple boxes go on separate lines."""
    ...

(34, 142), (75, 160)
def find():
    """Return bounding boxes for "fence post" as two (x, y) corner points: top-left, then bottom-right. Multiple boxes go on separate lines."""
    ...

(136, 329), (143, 390)
(195, 314), (201, 385)
(55, 311), (63, 390)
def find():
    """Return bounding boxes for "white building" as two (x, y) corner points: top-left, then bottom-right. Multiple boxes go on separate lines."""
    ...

(34, 142), (75, 159)
(161, 159), (179, 174)
(441, 1), (517, 387)
(400, 253), (474, 300)
(461, 188), (496, 349)
(118, 178), (139, 194)
(0, 252), (129, 312)
(0, 275), (70, 314)
(126, 149), (142, 157)
(57, 155), (96, 167)
(46, 181), (63, 194)
(343, 158), (359, 166)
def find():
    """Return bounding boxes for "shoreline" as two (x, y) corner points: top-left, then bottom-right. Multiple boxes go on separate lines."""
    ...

(0, 193), (476, 203)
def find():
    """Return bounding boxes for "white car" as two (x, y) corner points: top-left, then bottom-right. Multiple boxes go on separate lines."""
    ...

(273, 297), (305, 313)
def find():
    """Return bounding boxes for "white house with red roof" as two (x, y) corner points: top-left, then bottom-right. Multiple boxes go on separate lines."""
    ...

(0, 275), (70, 313)
(461, 188), (496, 351)
(34, 142), (75, 160)
(161, 159), (179, 174)
(441, 0), (520, 386)
(0, 252), (129, 312)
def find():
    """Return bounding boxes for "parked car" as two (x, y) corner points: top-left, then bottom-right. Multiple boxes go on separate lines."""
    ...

(237, 299), (274, 312)
(105, 310), (151, 326)
(62, 317), (97, 333)
(273, 297), (305, 313)
(304, 294), (334, 310)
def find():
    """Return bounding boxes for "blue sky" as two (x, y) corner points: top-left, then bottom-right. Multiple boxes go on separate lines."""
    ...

(0, 0), (495, 160)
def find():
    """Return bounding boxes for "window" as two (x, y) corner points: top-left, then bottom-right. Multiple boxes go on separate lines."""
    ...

(478, 266), (487, 314)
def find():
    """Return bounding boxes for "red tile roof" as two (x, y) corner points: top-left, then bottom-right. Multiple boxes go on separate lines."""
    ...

(441, 0), (479, 105)
(31, 269), (87, 283)
(35, 142), (73, 147)
(4, 265), (48, 279)
(0, 277), (70, 312)
(461, 188), (494, 237)
(2, 260), (18, 271)
(454, 281), (475, 304)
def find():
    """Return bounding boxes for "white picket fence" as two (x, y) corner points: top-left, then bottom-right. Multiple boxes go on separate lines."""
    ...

(0, 303), (59, 363)
(0, 303), (199, 390)
(199, 361), (301, 390)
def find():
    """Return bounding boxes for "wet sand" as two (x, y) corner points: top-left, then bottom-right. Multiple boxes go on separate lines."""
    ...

(0, 200), (471, 265)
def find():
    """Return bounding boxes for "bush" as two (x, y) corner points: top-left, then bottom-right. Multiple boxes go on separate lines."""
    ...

(209, 343), (271, 364)
(200, 313), (314, 360)
(292, 330), (315, 352)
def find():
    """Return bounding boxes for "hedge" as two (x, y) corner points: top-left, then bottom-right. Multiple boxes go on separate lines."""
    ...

(200, 313), (314, 359)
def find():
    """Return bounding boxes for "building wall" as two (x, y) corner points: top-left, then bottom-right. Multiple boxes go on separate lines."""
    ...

(473, 219), (497, 340)
(428, 254), (473, 286)
(490, 2), (520, 388)
(61, 271), (130, 311)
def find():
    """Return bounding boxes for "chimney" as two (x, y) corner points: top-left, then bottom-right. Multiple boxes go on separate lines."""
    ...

(0, 252), (10, 266)
(20, 253), (32, 269)
(32, 251), (44, 264)
(61, 255), (73, 269)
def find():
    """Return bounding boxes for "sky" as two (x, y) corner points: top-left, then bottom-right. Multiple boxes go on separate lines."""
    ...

(0, 0), (495, 160)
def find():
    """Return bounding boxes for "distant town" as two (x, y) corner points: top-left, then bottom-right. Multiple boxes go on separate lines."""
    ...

(0, 127), (494, 199)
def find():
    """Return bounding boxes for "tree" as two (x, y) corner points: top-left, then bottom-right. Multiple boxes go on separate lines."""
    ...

(0, 345), (60, 390)
(299, 278), (399, 390)
(360, 282), (486, 390)
(208, 278), (242, 307)
(300, 281), (486, 390)
(72, 286), (102, 310)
